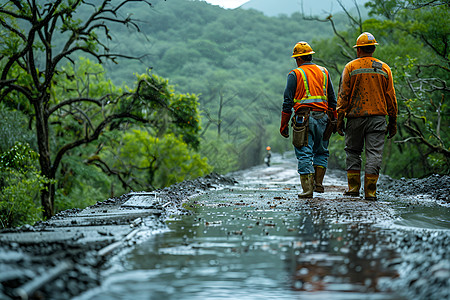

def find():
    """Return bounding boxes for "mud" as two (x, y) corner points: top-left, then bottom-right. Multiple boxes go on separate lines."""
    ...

(0, 161), (448, 300)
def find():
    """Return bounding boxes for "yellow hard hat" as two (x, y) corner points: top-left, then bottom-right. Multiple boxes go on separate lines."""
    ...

(292, 41), (315, 58)
(353, 32), (379, 48)
(266, 146), (271, 151)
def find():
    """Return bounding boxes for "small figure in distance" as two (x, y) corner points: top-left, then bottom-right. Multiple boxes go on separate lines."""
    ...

(265, 146), (271, 167)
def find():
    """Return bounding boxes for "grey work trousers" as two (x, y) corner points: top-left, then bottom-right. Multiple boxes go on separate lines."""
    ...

(345, 116), (387, 175)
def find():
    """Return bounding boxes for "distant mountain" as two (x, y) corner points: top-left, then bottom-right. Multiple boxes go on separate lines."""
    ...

(241, 0), (368, 17)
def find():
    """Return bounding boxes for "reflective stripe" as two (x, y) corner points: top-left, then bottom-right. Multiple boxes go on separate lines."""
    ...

(319, 67), (327, 96)
(293, 66), (328, 104)
(295, 97), (327, 104)
(350, 68), (388, 79)
(297, 68), (311, 97)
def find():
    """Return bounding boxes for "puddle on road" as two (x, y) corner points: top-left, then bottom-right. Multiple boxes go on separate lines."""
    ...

(394, 205), (450, 230)
(83, 188), (405, 300)
(385, 196), (450, 230)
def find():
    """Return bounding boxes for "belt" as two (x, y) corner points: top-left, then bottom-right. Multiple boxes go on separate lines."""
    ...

(311, 110), (326, 118)
(296, 108), (326, 115)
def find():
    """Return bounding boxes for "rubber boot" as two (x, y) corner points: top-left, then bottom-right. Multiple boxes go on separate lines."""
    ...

(314, 165), (326, 193)
(364, 173), (379, 201)
(344, 170), (361, 196)
(298, 174), (314, 198)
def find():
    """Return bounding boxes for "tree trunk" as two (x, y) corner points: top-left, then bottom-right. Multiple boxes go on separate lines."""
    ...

(40, 183), (55, 220)
(34, 100), (55, 219)
(217, 91), (223, 137)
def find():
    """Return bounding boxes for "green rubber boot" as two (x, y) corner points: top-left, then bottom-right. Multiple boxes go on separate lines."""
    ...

(298, 174), (314, 199)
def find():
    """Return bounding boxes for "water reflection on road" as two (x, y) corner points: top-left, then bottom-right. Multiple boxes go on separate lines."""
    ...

(82, 155), (449, 299)
(86, 185), (402, 300)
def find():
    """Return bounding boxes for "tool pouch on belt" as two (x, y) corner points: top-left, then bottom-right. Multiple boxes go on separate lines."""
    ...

(323, 111), (337, 141)
(292, 110), (309, 148)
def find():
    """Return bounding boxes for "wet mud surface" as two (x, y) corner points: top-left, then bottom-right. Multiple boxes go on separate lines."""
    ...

(0, 154), (449, 299)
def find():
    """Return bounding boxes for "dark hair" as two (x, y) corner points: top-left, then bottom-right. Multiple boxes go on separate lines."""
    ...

(297, 54), (312, 61)
(359, 45), (376, 53)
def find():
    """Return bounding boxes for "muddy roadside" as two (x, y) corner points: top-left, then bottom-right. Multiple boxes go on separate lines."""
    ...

(0, 173), (237, 299)
(0, 164), (448, 300)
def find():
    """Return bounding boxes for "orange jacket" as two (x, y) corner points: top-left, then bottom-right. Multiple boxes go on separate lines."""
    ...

(292, 64), (330, 112)
(337, 56), (397, 118)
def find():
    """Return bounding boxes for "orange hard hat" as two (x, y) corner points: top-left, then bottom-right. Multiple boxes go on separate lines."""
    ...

(266, 146), (271, 151)
(291, 41), (315, 58)
(353, 32), (379, 48)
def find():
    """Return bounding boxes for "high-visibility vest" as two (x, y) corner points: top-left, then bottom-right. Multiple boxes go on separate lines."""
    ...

(292, 64), (329, 112)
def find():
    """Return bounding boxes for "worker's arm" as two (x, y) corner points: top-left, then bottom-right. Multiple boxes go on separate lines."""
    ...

(280, 71), (296, 138)
(336, 66), (351, 136)
(282, 71), (296, 114)
(326, 72), (337, 111)
(336, 67), (351, 114)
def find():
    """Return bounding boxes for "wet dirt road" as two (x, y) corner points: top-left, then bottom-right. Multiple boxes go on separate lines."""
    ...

(73, 154), (449, 300)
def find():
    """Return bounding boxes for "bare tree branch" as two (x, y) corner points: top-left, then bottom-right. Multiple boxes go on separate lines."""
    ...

(85, 156), (132, 190)
(300, 11), (354, 60)
(52, 112), (150, 177)
(48, 97), (106, 115)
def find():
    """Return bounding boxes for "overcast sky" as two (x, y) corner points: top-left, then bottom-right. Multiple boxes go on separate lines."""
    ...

(203, 0), (367, 15)
(203, 0), (249, 9)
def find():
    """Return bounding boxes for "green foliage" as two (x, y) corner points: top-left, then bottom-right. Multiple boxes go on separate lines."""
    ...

(0, 143), (50, 228)
(133, 73), (202, 149)
(55, 154), (116, 212)
(103, 129), (212, 190)
(47, 60), (208, 212)
(1, 0), (160, 220)
(48, 60), (207, 215)
(46, 58), (124, 210)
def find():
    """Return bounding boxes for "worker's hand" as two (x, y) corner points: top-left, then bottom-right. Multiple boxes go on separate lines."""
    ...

(280, 111), (291, 138)
(336, 113), (345, 136)
(330, 109), (338, 133)
(385, 116), (397, 139)
(281, 127), (289, 138)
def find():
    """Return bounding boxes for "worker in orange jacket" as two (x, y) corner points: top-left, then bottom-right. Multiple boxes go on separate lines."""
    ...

(337, 32), (398, 200)
(280, 41), (337, 198)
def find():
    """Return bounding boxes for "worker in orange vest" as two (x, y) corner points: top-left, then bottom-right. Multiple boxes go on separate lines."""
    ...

(337, 32), (398, 200)
(280, 41), (337, 198)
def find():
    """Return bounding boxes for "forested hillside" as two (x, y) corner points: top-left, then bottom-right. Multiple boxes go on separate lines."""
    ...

(103, 0), (350, 172)
(1, 0), (448, 228)
(104, 0), (449, 177)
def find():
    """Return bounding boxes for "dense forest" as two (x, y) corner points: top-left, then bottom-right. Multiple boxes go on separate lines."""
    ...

(0, 0), (448, 227)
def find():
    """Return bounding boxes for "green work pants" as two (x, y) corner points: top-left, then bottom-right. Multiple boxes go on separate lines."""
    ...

(344, 116), (387, 175)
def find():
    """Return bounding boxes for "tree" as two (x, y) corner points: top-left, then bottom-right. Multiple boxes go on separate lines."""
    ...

(98, 130), (211, 191)
(0, 0), (165, 219)
(87, 73), (207, 191)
